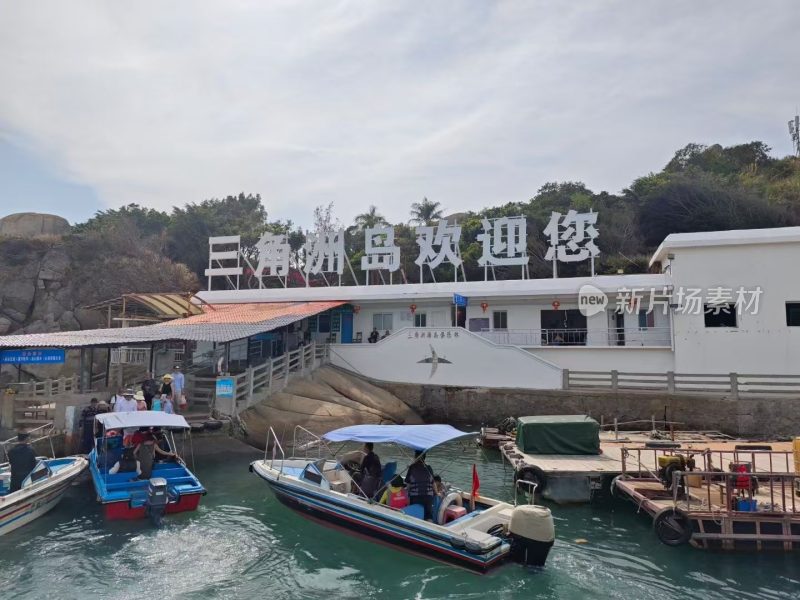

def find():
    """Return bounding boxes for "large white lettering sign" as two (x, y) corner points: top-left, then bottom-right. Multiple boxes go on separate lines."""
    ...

(304, 229), (345, 276)
(254, 232), (290, 278)
(415, 220), (462, 271)
(544, 209), (600, 276)
(205, 235), (244, 290)
(361, 226), (400, 273)
(477, 217), (528, 267)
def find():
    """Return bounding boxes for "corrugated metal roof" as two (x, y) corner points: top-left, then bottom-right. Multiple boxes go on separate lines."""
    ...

(83, 293), (202, 318)
(0, 301), (345, 348)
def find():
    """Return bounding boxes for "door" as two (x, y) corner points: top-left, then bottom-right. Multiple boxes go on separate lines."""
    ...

(340, 312), (353, 344)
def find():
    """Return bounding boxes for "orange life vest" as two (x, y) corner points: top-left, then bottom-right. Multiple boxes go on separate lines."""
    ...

(388, 487), (409, 509)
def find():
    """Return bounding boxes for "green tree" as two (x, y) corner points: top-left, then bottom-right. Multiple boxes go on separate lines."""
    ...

(409, 198), (444, 225)
(353, 205), (388, 230)
(166, 193), (268, 279)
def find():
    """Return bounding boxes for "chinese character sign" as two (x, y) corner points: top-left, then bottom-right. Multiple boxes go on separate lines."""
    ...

(304, 229), (345, 275)
(477, 217), (528, 266)
(415, 220), (462, 269)
(362, 226), (400, 272)
(254, 232), (291, 278)
(544, 210), (600, 263)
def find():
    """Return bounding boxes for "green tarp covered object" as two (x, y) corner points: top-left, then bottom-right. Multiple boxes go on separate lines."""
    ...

(515, 415), (600, 455)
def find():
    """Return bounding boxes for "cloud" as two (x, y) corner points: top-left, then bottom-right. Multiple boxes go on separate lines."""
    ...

(0, 1), (798, 227)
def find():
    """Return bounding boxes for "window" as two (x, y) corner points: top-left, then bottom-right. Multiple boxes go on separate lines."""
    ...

(414, 313), (427, 327)
(373, 313), (394, 331)
(638, 309), (655, 329)
(318, 314), (331, 333)
(492, 311), (508, 330)
(787, 302), (800, 326)
(703, 304), (737, 328)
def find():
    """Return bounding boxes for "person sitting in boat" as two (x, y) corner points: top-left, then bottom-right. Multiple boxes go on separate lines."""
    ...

(379, 475), (409, 509)
(406, 451), (436, 520)
(135, 431), (177, 479)
(109, 447), (141, 478)
(8, 432), (37, 492)
(353, 442), (382, 498)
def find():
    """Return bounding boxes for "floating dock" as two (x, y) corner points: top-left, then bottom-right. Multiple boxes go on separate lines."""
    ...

(500, 430), (792, 504)
(613, 445), (800, 550)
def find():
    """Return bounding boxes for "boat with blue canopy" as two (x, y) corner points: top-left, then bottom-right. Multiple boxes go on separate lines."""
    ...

(0, 426), (87, 536)
(250, 423), (555, 572)
(89, 411), (206, 523)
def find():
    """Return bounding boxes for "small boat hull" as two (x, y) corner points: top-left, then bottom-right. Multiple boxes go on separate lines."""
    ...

(0, 457), (88, 536)
(252, 461), (515, 573)
(102, 491), (203, 520)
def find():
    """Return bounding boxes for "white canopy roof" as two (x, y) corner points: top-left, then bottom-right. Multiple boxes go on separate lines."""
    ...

(95, 411), (190, 430)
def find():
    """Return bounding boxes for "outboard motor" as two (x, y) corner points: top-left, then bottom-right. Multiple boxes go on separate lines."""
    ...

(508, 504), (555, 567)
(145, 477), (169, 527)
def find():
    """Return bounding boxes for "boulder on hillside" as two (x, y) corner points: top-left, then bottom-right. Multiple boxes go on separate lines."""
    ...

(0, 213), (70, 238)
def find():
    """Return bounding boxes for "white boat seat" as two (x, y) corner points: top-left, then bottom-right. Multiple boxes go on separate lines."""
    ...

(448, 503), (513, 533)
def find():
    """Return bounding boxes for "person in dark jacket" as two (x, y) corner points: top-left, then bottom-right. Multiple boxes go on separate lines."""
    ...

(141, 372), (158, 410)
(9, 432), (38, 492)
(406, 451), (435, 520)
(80, 398), (100, 453)
(358, 442), (382, 498)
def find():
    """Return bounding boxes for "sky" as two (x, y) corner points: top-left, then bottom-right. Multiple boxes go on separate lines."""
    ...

(0, 1), (798, 228)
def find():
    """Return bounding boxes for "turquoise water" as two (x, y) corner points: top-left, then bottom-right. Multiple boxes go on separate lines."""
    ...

(1, 439), (798, 599)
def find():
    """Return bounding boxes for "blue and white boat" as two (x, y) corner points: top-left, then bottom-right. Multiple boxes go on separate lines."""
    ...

(0, 453), (87, 536)
(89, 411), (206, 523)
(250, 424), (555, 573)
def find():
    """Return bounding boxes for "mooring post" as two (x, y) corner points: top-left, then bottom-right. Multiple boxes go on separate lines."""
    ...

(614, 417), (618, 441)
(611, 370), (618, 392)
(562, 368), (569, 390)
(666, 371), (675, 393)
(730, 372), (739, 400)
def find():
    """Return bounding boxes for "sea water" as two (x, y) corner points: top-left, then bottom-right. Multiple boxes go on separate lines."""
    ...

(1, 439), (797, 599)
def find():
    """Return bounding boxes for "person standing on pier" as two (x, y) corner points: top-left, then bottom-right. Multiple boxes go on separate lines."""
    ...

(171, 365), (186, 411)
(141, 372), (158, 410)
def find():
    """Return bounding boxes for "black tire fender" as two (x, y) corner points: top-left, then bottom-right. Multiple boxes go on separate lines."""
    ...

(514, 466), (546, 493)
(653, 507), (692, 546)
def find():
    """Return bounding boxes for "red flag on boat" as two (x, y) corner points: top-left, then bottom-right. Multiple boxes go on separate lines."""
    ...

(472, 464), (480, 498)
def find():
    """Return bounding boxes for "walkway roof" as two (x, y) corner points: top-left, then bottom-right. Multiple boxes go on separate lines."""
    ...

(0, 301), (345, 349)
(83, 293), (203, 318)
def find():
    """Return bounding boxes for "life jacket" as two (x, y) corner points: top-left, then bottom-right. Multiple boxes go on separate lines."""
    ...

(407, 463), (434, 497)
(388, 486), (409, 509)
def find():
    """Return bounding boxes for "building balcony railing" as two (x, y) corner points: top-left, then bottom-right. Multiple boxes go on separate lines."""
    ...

(477, 327), (672, 348)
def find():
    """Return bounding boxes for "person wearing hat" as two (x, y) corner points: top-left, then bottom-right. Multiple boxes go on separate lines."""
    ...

(160, 374), (173, 399)
(134, 391), (147, 411)
(8, 432), (37, 492)
(114, 388), (138, 413)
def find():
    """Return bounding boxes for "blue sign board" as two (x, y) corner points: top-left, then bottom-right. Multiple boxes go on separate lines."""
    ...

(215, 376), (236, 400)
(453, 294), (468, 307)
(0, 348), (66, 365)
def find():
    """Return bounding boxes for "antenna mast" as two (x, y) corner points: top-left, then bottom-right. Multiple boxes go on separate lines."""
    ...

(789, 112), (800, 157)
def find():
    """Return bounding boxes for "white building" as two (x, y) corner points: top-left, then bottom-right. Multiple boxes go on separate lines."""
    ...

(193, 226), (800, 390)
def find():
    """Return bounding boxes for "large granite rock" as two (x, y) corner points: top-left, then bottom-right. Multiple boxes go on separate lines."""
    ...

(0, 213), (70, 238)
(240, 366), (423, 449)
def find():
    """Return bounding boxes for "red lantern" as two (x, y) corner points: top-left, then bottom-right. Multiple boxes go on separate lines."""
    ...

(552, 300), (560, 310)
(352, 305), (361, 314)
(480, 302), (489, 313)
(409, 304), (417, 314)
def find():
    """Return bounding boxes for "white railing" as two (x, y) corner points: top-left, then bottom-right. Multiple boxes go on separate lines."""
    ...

(187, 343), (330, 415)
(477, 327), (672, 348)
(5, 375), (81, 396)
(110, 347), (150, 365)
(565, 369), (800, 397)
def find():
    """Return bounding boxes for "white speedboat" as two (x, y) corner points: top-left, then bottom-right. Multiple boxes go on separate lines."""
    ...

(250, 424), (555, 573)
(0, 455), (88, 536)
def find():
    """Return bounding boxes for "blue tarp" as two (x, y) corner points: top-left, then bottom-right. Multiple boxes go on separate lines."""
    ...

(322, 424), (474, 451)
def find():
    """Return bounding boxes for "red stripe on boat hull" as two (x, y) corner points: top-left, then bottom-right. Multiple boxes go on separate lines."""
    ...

(103, 493), (203, 520)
